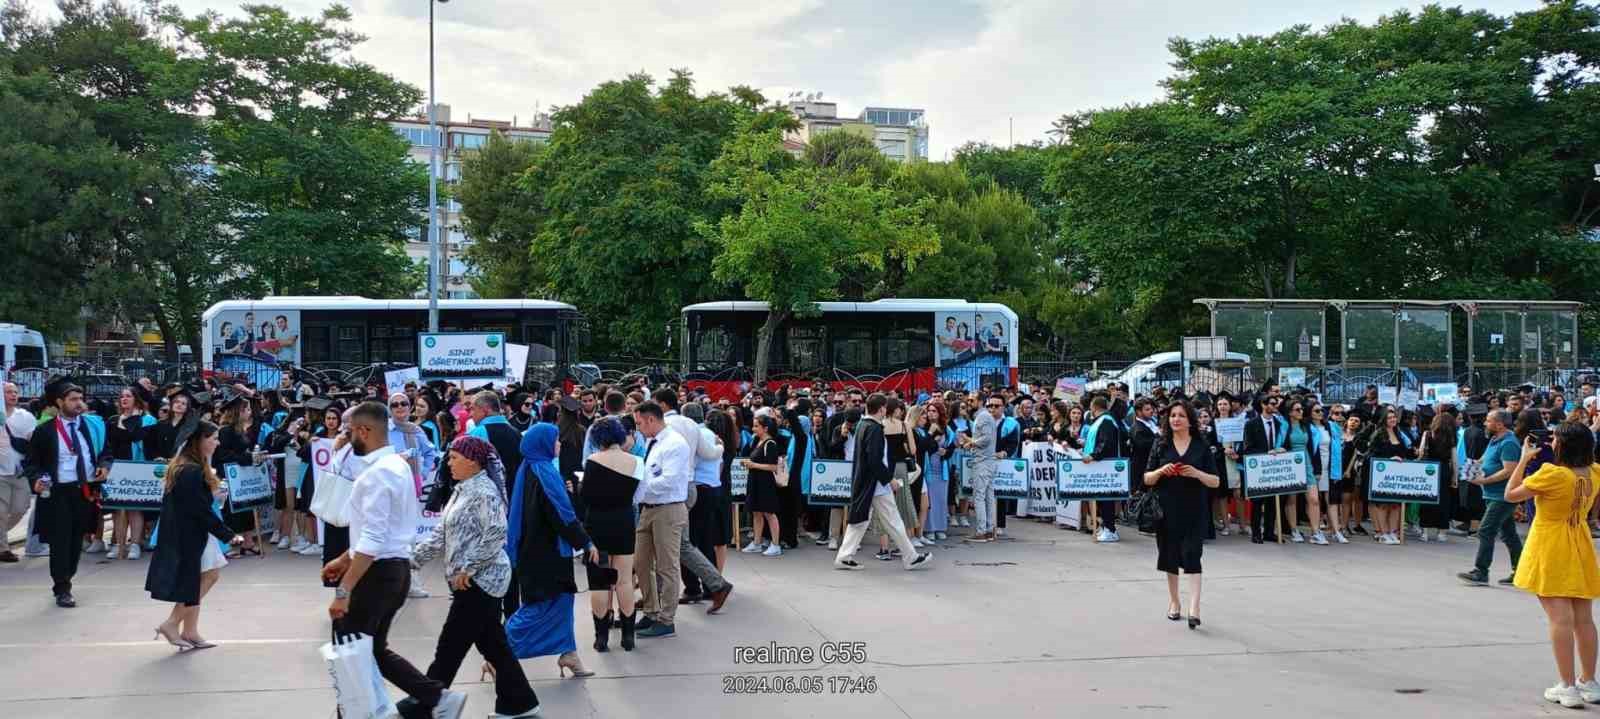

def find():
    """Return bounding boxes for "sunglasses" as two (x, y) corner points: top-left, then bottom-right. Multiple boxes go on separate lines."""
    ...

(986, 403), (1003, 409)
(522, 402), (535, 408)
(390, 401), (409, 408)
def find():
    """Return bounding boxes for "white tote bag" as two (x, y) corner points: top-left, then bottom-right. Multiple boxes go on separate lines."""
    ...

(310, 445), (357, 527)
(320, 633), (395, 719)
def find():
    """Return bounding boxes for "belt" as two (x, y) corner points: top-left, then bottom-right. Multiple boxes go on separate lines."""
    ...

(639, 501), (684, 510)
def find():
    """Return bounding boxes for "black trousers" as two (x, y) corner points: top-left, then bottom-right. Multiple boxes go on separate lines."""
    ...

(338, 559), (444, 710)
(777, 480), (801, 547)
(997, 498), (1012, 529)
(427, 583), (538, 716)
(683, 485), (721, 597)
(1096, 501), (1117, 532)
(42, 486), (89, 596)
(321, 524), (350, 587)
(1251, 498), (1278, 538)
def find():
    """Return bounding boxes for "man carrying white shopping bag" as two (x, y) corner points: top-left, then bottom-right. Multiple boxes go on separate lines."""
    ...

(322, 402), (466, 719)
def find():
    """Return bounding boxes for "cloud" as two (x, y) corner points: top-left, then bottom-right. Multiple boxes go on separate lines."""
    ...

(150, 0), (1543, 156)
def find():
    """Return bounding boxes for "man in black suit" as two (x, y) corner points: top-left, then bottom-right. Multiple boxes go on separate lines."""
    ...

(1083, 394), (1127, 542)
(25, 382), (113, 607)
(1243, 394), (1286, 544)
(833, 393), (931, 571)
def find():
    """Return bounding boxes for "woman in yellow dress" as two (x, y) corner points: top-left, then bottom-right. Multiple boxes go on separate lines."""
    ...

(1505, 422), (1600, 709)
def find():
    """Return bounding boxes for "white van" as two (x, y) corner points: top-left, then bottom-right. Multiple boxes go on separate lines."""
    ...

(1086, 350), (1254, 397)
(0, 324), (48, 371)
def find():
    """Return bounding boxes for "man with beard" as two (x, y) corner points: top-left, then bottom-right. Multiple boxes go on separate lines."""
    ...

(323, 401), (465, 719)
(25, 381), (112, 606)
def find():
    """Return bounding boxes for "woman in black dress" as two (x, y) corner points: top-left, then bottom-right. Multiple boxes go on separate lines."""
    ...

(1368, 407), (1412, 545)
(1418, 411), (1459, 542)
(579, 417), (642, 651)
(146, 421), (243, 650)
(1142, 400), (1221, 630)
(741, 415), (784, 555)
(213, 396), (262, 555)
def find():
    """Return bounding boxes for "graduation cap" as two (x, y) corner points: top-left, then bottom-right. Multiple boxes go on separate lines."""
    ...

(191, 391), (213, 406)
(43, 376), (82, 404)
(303, 396), (335, 413)
(218, 386), (250, 412)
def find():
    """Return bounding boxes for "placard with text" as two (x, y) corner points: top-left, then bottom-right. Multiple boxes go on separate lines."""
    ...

(1056, 457), (1133, 501)
(806, 460), (853, 507)
(1368, 459), (1441, 504)
(1242, 451), (1310, 499)
(224, 463), (274, 511)
(101, 460), (167, 511)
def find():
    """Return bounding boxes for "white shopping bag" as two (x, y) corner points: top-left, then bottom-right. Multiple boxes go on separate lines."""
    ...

(320, 633), (396, 719)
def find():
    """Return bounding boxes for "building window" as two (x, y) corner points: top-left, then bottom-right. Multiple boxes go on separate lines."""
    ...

(450, 132), (488, 151)
(394, 127), (440, 147)
(444, 162), (461, 182)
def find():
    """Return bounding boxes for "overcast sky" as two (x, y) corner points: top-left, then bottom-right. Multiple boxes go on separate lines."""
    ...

(156, 0), (1543, 158)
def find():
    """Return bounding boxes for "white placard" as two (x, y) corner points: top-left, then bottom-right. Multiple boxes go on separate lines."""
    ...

(504, 343), (529, 385)
(729, 460), (748, 500)
(1278, 367), (1306, 389)
(418, 332), (507, 382)
(1056, 457), (1132, 501)
(1398, 389), (1421, 408)
(1422, 383), (1459, 406)
(101, 460), (167, 511)
(1377, 388), (1398, 405)
(1215, 416), (1247, 444)
(1241, 451), (1309, 499)
(1368, 459), (1441, 504)
(385, 367), (420, 397)
(224, 463), (274, 511)
(806, 459), (853, 506)
(1025, 442), (1058, 517)
(994, 457), (1030, 500)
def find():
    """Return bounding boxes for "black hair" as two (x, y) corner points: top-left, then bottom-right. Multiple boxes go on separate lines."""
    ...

(865, 393), (887, 415)
(634, 400), (664, 420)
(652, 387), (678, 409)
(1553, 421), (1596, 467)
(348, 400), (389, 429)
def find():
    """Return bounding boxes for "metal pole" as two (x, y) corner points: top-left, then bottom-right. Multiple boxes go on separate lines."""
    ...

(426, 0), (440, 332)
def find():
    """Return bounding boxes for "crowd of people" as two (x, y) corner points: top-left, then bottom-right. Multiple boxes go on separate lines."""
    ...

(5, 371), (1600, 714)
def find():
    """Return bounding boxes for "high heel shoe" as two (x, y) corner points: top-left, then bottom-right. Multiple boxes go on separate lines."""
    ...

(1167, 606), (1182, 621)
(557, 652), (594, 678)
(1187, 615), (1202, 630)
(480, 660), (497, 682)
(181, 635), (217, 649)
(153, 625), (193, 651)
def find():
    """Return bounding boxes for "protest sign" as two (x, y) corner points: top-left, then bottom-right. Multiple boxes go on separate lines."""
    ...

(1398, 389), (1421, 408)
(1056, 457), (1132, 501)
(1422, 383), (1459, 406)
(1368, 459), (1442, 504)
(418, 332), (507, 382)
(1242, 451), (1310, 499)
(1215, 416), (1247, 444)
(384, 367), (420, 397)
(806, 460), (853, 507)
(101, 460), (166, 511)
(1377, 387), (1398, 405)
(224, 463), (274, 511)
(729, 460), (749, 501)
(994, 457), (1030, 500)
(504, 343), (529, 385)
(1053, 377), (1087, 403)
(1025, 442), (1059, 517)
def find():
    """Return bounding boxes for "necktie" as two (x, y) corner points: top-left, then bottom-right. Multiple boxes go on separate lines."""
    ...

(645, 439), (657, 458)
(67, 420), (89, 482)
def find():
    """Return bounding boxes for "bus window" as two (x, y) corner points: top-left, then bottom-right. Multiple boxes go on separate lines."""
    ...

(786, 326), (824, 371)
(692, 326), (733, 370)
(369, 325), (417, 364)
(336, 326), (364, 364)
(880, 321), (933, 369)
(301, 326), (331, 363)
(831, 328), (875, 373)
(523, 325), (557, 364)
(14, 345), (44, 369)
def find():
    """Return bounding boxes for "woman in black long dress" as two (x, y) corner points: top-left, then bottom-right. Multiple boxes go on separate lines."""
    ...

(1368, 408), (1412, 545)
(579, 417), (641, 651)
(213, 396), (262, 555)
(146, 421), (242, 651)
(1142, 400), (1221, 630)
(741, 415), (784, 555)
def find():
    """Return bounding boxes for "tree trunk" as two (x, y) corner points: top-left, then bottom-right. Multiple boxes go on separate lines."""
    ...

(152, 310), (180, 366)
(1282, 248), (1298, 298)
(753, 308), (790, 388)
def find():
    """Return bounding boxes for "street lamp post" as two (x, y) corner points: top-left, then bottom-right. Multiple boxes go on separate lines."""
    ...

(427, 0), (449, 332)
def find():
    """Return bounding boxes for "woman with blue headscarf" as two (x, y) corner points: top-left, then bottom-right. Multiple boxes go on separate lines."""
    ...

(507, 422), (599, 679)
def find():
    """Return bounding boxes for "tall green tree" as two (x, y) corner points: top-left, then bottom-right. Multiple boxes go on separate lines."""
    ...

(458, 131), (546, 299)
(700, 127), (940, 383)
(162, 3), (425, 298)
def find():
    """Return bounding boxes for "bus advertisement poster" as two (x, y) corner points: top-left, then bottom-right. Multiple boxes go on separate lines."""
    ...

(418, 332), (508, 382)
(934, 311), (1011, 391)
(216, 353), (283, 390)
(214, 309), (300, 365)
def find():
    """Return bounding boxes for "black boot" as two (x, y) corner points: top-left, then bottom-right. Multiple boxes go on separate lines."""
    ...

(619, 611), (636, 652)
(593, 612), (612, 652)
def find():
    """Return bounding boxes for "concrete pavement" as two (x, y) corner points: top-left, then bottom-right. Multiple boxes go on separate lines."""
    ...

(0, 519), (1573, 718)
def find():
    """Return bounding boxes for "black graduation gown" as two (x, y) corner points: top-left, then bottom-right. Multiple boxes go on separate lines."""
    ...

(846, 418), (891, 525)
(145, 465), (234, 604)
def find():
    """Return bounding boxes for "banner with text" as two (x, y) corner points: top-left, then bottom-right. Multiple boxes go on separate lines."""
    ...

(1368, 459), (1441, 504)
(1025, 442), (1059, 517)
(1056, 457), (1133, 501)
(101, 460), (167, 511)
(994, 457), (1029, 500)
(806, 460), (853, 507)
(729, 460), (748, 501)
(224, 463), (274, 511)
(1242, 451), (1310, 499)
(385, 367), (421, 397)
(418, 332), (507, 382)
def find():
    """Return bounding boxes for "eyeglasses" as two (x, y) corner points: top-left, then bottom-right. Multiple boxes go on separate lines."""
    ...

(522, 402), (535, 408)
(390, 401), (409, 408)
(986, 403), (1003, 409)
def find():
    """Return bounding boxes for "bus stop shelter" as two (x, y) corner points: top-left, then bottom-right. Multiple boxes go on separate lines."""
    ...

(1460, 301), (1581, 391)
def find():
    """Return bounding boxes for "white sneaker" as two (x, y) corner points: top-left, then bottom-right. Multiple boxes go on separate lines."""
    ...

(85, 539), (106, 554)
(296, 543), (322, 556)
(126, 543), (141, 560)
(1333, 531), (1349, 544)
(959, 517), (971, 528)
(431, 689), (468, 719)
(1546, 682), (1585, 709)
(1417, 532), (1430, 543)
(1095, 528), (1111, 543)
(1310, 532), (1329, 546)
(937, 531), (948, 540)
(290, 538), (310, 552)
(827, 539), (839, 550)
(268, 531), (282, 544)
(1219, 525), (1231, 536)
(490, 707), (543, 719)
(1577, 679), (1600, 703)
(408, 584), (431, 599)
(1435, 532), (1448, 544)
(1101, 530), (1120, 543)
(105, 544), (121, 560)
(741, 541), (764, 553)
(1289, 530), (1305, 543)
(996, 527), (1006, 537)
(761, 544), (783, 557)
(1383, 533), (1401, 545)
(276, 536), (291, 550)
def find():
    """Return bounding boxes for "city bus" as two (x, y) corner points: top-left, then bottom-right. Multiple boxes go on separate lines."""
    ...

(201, 297), (586, 382)
(679, 299), (1019, 400)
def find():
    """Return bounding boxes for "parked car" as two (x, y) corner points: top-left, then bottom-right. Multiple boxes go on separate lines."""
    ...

(1086, 350), (1255, 398)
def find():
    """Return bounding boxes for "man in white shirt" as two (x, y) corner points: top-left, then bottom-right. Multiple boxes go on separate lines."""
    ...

(632, 400), (691, 638)
(0, 382), (36, 563)
(322, 402), (465, 719)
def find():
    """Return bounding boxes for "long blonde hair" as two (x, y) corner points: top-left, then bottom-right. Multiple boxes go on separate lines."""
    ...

(166, 421), (220, 494)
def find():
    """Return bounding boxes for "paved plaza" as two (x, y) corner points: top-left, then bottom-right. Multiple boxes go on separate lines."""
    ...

(0, 518), (1572, 718)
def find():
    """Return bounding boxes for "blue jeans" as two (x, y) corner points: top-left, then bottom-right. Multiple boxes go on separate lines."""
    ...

(1474, 499), (1522, 574)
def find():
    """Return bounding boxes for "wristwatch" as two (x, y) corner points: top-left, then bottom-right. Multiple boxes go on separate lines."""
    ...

(334, 586), (350, 600)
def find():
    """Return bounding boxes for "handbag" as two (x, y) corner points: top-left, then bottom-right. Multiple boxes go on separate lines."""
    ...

(1128, 489), (1164, 534)
(309, 447), (356, 527)
(320, 632), (395, 719)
